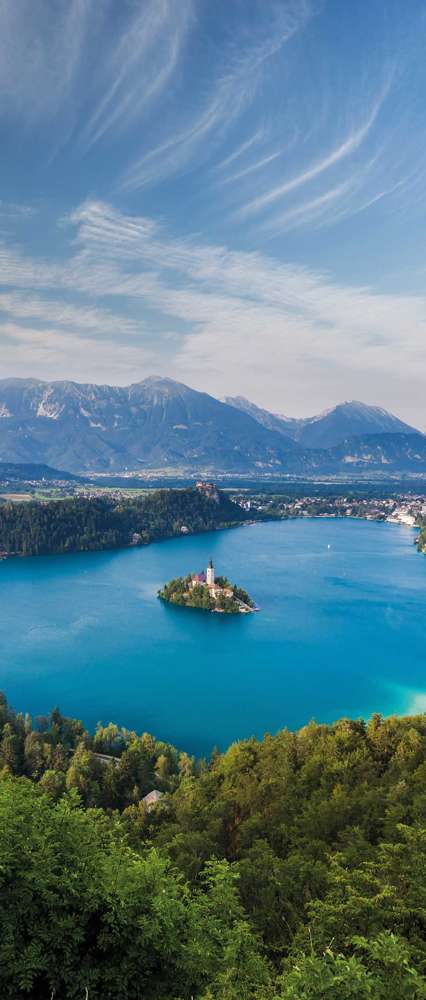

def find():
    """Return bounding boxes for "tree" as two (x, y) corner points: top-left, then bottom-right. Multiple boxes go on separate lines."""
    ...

(65, 742), (101, 807)
(275, 934), (426, 999)
(0, 722), (21, 774)
(38, 768), (66, 801)
(0, 778), (268, 999)
(24, 731), (47, 779)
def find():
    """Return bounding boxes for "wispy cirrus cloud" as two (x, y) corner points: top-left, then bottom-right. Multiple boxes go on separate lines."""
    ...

(77, 0), (193, 151)
(0, 0), (193, 150)
(110, 3), (426, 237)
(217, 151), (284, 187)
(234, 78), (393, 222)
(0, 0), (423, 243)
(213, 130), (265, 172)
(0, 0), (90, 122)
(119, 1), (313, 191)
(262, 180), (356, 233)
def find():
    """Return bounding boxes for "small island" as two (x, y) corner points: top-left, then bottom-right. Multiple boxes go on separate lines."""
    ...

(158, 559), (257, 614)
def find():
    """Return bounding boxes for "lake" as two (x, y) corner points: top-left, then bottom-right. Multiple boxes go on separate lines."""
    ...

(0, 518), (425, 755)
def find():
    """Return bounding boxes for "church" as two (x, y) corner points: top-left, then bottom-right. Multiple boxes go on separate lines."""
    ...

(190, 560), (232, 600)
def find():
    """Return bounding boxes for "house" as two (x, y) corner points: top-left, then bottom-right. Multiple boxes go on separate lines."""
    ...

(143, 789), (164, 812)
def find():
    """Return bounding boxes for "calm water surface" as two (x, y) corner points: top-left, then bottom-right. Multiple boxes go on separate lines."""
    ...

(1, 519), (425, 754)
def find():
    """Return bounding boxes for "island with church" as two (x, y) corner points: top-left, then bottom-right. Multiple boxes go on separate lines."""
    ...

(158, 559), (257, 614)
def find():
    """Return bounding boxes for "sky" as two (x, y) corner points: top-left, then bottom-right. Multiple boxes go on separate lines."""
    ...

(0, 0), (425, 425)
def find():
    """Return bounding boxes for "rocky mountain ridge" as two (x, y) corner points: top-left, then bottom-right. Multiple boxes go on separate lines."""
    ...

(0, 377), (423, 475)
(224, 396), (418, 448)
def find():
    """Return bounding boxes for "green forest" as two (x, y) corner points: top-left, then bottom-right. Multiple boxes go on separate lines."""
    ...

(1, 693), (426, 997)
(0, 488), (246, 557)
(418, 519), (426, 554)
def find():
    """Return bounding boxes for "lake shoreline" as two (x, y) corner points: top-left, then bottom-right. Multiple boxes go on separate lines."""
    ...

(1, 517), (424, 756)
(0, 508), (423, 562)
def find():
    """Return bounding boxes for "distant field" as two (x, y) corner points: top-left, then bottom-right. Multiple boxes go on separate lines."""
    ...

(1, 475), (426, 504)
(84, 476), (426, 498)
(0, 492), (33, 502)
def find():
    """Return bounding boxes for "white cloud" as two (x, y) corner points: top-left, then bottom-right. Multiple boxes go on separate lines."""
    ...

(0, 322), (155, 383)
(0, 291), (140, 337)
(0, 200), (425, 424)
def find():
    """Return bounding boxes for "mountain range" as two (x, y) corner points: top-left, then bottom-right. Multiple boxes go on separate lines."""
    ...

(0, 377), (423, 476)
(224, 397), (416, 449)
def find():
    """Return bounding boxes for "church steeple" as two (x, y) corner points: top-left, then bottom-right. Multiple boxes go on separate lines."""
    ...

(206, 558), (215, 586)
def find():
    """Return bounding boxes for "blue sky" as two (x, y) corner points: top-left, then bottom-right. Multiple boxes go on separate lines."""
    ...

(0, 0), (425, 424)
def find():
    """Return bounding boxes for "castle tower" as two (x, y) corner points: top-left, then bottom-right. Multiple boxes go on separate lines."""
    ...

(206, 558), (215, 586)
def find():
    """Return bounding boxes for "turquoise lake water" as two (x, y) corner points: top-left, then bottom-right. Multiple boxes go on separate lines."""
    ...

(0, 519), (425, 755)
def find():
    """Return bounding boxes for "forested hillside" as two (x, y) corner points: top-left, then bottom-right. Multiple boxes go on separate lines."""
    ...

(0, 487), (246, 556)
(1, 693), (426, 997)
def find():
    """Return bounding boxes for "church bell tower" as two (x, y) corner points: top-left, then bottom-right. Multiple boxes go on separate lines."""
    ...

(206, 558), (215, 586)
